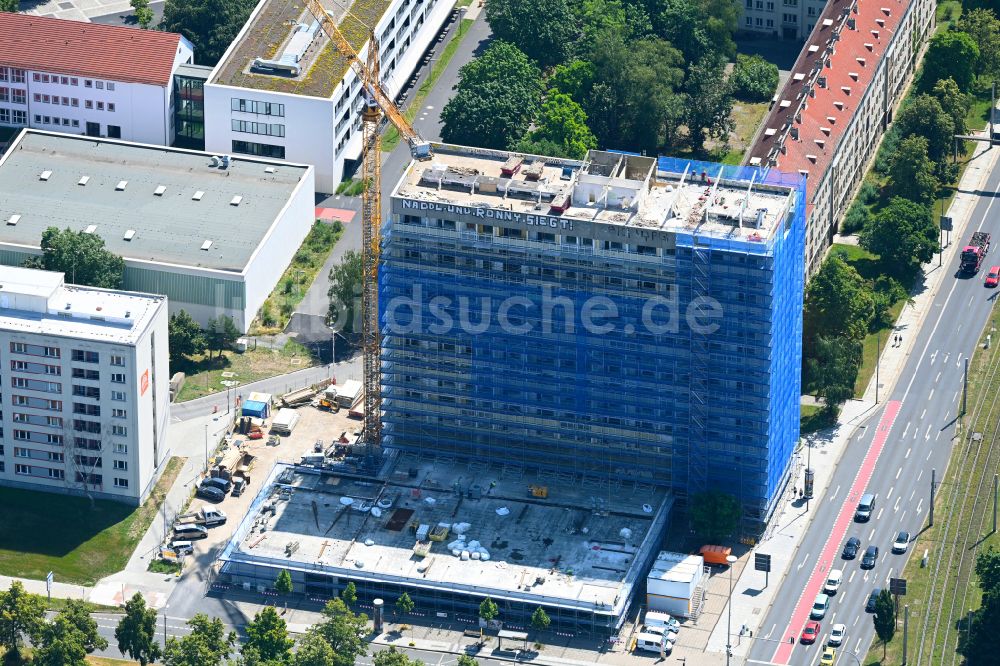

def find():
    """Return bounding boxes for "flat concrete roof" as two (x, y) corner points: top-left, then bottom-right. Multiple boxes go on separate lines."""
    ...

(395, 145), (796, 242)
(0, 130), (311, 273)
(223, 456), (671, 614)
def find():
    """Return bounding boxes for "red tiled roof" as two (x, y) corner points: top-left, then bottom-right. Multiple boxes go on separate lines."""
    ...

(0, 14), (183, 87)
(747, 0), (909, 215)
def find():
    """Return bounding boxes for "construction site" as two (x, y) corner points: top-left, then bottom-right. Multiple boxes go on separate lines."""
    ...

(217, 456), (673, 634)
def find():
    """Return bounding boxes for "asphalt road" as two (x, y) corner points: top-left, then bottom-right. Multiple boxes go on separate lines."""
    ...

(747, 160), (1000, 665)
(89, 1), (165, 26)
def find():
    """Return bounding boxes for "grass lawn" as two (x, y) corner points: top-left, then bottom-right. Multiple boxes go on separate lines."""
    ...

(800, 404), (836, 435)
(174, 340), (316, 402)
(249, 221), (343, 336)
(383, 19), (475, 153)
(87, 658), (140, 666)
(0, 457), (184, 585)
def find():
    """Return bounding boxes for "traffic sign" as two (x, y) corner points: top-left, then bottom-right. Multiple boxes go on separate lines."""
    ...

(940, 216), (954, 231)
(754, 553), (771, 573)
(890, 577), (907, 595)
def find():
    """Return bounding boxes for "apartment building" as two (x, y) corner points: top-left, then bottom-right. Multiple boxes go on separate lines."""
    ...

(0, 266), (169, 505)
(746, 0), (936, 274)
(0, 13), (194, 145)
(382, 146), (805, 529)
(204, 0), (453, 192)
(741, 0), (829, 40)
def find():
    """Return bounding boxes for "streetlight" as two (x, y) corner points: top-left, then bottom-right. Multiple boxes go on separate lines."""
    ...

(726, 554), (737, 666)
(162, 605), (170, 648)
(203, 424), (209, 473)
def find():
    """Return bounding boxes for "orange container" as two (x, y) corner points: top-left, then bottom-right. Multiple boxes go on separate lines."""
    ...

(699, 544), (733, 566)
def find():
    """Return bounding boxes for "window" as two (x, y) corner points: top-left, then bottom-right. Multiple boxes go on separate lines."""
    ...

(12, 89), (25, 104)
(32, 73), (40, 82)
(108, 102), (115, 112)
(41, 74), (49, 83)
(71, 350), (99, 363)
(0, 67), (7, 82)
(85, 100), (93, 109)
(0, 109), (9, 124)
(107, 82), (115, 91)
(0, 87), (7, 103)
(33, 114), (41, 123)
(14, 464), (30, 476)
(42, 116), (50, 124)
(96, 81), (104, 89)
(61, 76), (68, 84)
(12, 69), (25, 83)
(73, 403), (101, 416)
(73, 420), (101, 434)
(41, 94), (50, 103)
(111, 390), (126, 402)
(84, 79), (93, 88)
(96, 101), (104, 111)
(114, 443), (128, 454)
(33, 93), (40, 102)
(114, 478), (129, 488)
(71, 78), (78, 86)
(231, 119), (286, 137)
(231, 140), (285, 159)
(12, 110), (26, 125)
(72, 120), (79, 128)
(110, 355), (125, 367)
(756, 16), (763, 25)
(110, 373), (126, 384)
(767, 1), (774, 9)
(74, 437), (101, 451)
(111, 425), (127, 436)
(113, 460), (127, 470)
(62, 118), (69, 126)
(767, 18), (774, 26)
(112, 408), (126, 418)
(71, 368), (99, 380)
(71, 98), (78, 107)
(61, 96), (69, 105)
(107, 125), (121, 138)
(230, 98), (285, 116)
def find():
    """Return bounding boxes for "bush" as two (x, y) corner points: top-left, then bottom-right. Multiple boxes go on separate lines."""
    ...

(841, 201), (873, 235)
(873, 125), (902, 176)
(731, 54), (780, 102)
(857, 180), (880, 206)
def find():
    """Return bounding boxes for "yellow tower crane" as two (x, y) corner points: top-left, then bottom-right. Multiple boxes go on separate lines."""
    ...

(304, 0), (433, 461)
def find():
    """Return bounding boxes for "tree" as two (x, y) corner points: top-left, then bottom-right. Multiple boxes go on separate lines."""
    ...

(549, 60), (595, 100)
(394, 592), (414, 619)
(888, 135), (939, 205)
(977, 546), (1000, 592)
(530, 607), (551, 632)
(931, 77), (972, 138)
(275, 569), (294, 613)
(965, 589), (1000, 664)
(922, 31), (979, 91)
(162, 614), (236, 666)
(872, 588), (896, 657)
(34, 616), (88, 666)
(893, 94), (955, 165)
(440, 42), (542, 150)
(292, 631), (337, 666)
(372, 647), (423, 666)
(484, 0), (575, 67)
(56, 599), (108, 655)
(169, 310), (206, 366)
(804, 253), (875, 341)
(35, 226), (125, 289)
(0, 580), (46, 658)
(161, 0), (257, 66)
(689, 491), (740, 540)
(731, 54), (779, 102)
(457, 656), (479, 666)
(807, 336), (863, 413)
(205, 315), (240, 358)
(958, 9), (1000, 80)
(341, 581), (358, 606)
(328, 249), (364, 334)
(244, 607), (293, 663)
(311, 598), (368, 666)
(860, 197), (940, 273)
(131, 0), (155, 28)
(478, 597), (499, 623)
(0, 0), (19, 12)
(683, 54), (734, 152)
(116, 593), (162, 666)
(516, 93), (597, 159)
(653, 0), (739, 62)
(573, 0), (652, 54)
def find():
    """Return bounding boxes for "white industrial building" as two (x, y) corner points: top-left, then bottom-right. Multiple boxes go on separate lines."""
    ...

(645, 551), (708, 618)
(0, 130), (316, 332)
(203, 0), (453, 192)
(0, 266), (169, 505)
(0, 13), (194, 145)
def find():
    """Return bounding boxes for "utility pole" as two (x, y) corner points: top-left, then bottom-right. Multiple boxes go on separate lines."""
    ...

(992, 83), (996, 147)
(903, 604), (909, 665)
(994, 474), (998, 533)
(876, 331), (881, 403)
(940, 199), (944, 268)
(204, 424), (209, 473)
(930, 468), (936, 527)
(963, 358), (969, 415)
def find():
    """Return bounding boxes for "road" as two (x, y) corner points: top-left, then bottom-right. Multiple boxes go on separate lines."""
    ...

(747, 161), (1000, 665)
(89, 1), (165, 26)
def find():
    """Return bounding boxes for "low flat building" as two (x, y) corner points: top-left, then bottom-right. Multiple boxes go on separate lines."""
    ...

(203, 0), (454, 192)
(0, 130), (315, 332)
(0, 13), (194, 145)
(219, 458), (673, 634)
(0, 266), (168, 504)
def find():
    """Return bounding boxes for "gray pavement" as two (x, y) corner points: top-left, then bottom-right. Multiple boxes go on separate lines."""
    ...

(89, 0), (164, 26)
(737, 137), (1000, 665)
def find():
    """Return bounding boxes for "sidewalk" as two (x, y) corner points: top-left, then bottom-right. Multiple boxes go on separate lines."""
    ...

(704, 135), (1000, 662)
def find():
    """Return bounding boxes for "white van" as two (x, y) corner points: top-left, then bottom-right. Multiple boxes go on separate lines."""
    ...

(824, 569), (843, 595)
(643, 624), (678, 640)
(173, 523), (208, 540)
(811, 593), (830, 619)
(635, 632), (672, 654)
(644, 611), (681, 632)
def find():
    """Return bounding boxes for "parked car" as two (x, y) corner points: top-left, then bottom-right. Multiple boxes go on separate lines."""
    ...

(195, 485), (225, 502)
(861, 545), (879, 569)
(800, 621), (821, 644)
(820, 647), (837, 665)
(200, 477), (232, 494)
(642, 624), (678, 640)
(842, 537), (861, 559)
(892, 531), (911, 553)
(169, 540), (193, 556)
(986, 266), (1000, 287)
(828, 623), (846, 647)
(866, 588), (882, 613)
(173, 523), (208, 540)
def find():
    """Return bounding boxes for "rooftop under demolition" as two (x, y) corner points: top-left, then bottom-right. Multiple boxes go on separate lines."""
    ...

(220, 456), (671, 617)
(394, 146), (797, 242)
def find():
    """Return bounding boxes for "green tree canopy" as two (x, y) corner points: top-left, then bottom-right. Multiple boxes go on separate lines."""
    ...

(160, 0), (257, 66)
(0, 0), (18, 12)
(341, 581), (358, 606)
(931, 77), (971, 138)
(888, 135), (939, 205)
(573, 0), (653, 53)
(0, 580), (46, 658)
(35, 226), (125, 289)
(978, 546), (1000, 592)
(131, 0), (155, 28)
(873, 588), (896, 657)
(205, 315), (240, 358)
(162, 614), (236, 666)
(516, 92), (597, 159)
(807, 336), (862, 413)
(549, 60), (595, 99)
(115, 593), (162, 666)
(478, 597), (499, 622)
(328, 249), (363, 334)
(958, 8), (1000, 80)
(683, 54), (734, 151)
(922, 30), (979, 90)
(894, 94), (956, 164)
(530, 607), (551, 632)
(689, 491), (740, 540)
(169, 310), (206, 366)
(860, 197), (939, 272)
(731, 54), (779, 102)
(804, 253), (875, 341)
(372, 647), (424, 666)
(652, 0), (739, 61)
(457, 656), (480, 666)
(244, 607), (293, 663)
(57, 600), (108, 655)
(440, 42), (542, 150)
(966, 547), (1000, 662)
(395, 592), (415, 617)
(292, 631), (338, 666)
(484, 0), (575, 67)
(311, 598), (368, 666)
(34, 616), (88, 666)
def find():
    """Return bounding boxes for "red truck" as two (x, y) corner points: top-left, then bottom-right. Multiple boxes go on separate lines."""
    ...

(961, 232), (991, 274)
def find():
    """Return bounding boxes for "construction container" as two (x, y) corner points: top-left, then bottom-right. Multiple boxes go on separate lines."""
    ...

(698, 544), (732, 566)
(646, 551), (705, 618)
(270, 408), (300, 435)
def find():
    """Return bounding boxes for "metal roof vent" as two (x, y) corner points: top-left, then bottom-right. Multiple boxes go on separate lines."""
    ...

(192, 191), (204, 201)
(154, 185), (166, 196)
(806, 154), (818, 162)
(39, 170), (52, 181)
(265, 167), (276, 174)
(200, 240), (213, 251)
(84, 225), (97, 234)
(230, 195), (243, 206)
(7, 214), (21, 226)
(123, 229), (136, 241)
(116, 180), (128, 191)
(78, 176), (89, 186)
(790, 127), (799, 140)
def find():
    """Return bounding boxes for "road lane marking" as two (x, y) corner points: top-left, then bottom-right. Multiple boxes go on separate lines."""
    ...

(894, 497), (901, 512)
(926, 424), (932, 440)
(849, 570), (856, 583)
(930, 350), (938, 364)
(910, 489), (916, 500)
(918, 469), (923, 482)
(920, 409), (927, 420)
(902, 422), (911, 439)
(937, 430), (942, 441)
(936, 372), (942, 383)
(869, 528), (876, 540)
(917, 499), (924, 514)
(906, 447), (911, 459)
(896, 467), (902, 479)
(954, 391), (960, 403)
(957, 353), (964, 368)
(798, 554), (810, 571)
(928, 449), (933, 461)
(877, 508), (884, 520)
(901, 511), (907, 522)
(929, 388), (935, 401)
(889, 485), (895, 497)
(830, 485), (841, 502)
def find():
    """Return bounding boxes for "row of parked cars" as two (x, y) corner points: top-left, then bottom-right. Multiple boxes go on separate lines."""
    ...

(634, 611), (682, 654)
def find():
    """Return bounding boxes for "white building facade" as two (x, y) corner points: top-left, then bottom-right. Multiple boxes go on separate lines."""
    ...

(740, 0), (828, 40)
(0, 13), (194, 145)
(0, 267), (169, 505)
(204, 0), (453, 192)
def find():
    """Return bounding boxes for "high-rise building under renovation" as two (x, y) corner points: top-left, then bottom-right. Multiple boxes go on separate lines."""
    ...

(382, 146), (805, 528)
